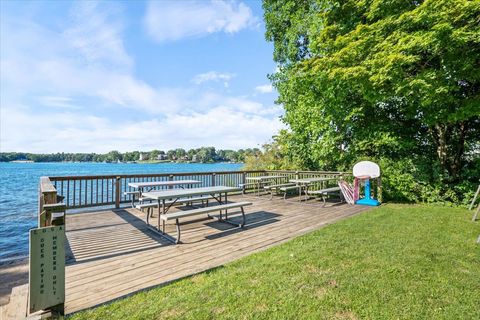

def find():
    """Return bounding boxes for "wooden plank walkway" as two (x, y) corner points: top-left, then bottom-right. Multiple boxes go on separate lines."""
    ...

(64, 195), (370, 314)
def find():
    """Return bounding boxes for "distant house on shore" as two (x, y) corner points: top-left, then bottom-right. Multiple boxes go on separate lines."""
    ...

(157, 154), (167, 160)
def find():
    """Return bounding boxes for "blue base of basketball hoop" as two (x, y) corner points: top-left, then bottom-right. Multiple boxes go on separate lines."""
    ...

(355, 198), (380, 206)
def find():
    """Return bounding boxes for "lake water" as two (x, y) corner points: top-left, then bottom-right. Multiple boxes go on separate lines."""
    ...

(0, 162), (242, 264)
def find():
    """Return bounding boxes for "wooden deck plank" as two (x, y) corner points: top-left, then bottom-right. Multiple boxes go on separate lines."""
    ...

(64, 196), (370, 314)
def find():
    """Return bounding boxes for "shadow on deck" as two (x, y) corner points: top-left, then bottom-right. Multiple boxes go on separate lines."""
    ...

(64, 195), (370, 314)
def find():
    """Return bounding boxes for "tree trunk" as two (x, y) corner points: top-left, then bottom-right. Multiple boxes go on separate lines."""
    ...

(430, 122), (466, 182)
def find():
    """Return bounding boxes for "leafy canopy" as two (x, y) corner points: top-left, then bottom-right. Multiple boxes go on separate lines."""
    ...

(263, 0), (480, 183)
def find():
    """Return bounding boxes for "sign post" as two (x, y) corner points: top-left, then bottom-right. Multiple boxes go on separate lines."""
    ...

(29, 225), (65, 315)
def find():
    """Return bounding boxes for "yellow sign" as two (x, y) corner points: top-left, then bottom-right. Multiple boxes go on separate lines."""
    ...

(29, 226), (65, 313)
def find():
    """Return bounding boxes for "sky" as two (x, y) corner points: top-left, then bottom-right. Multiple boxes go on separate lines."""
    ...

(0, 0), (283, 153)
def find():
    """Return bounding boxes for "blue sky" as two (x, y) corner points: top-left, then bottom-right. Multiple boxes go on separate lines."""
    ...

(0, 0), (282, 153)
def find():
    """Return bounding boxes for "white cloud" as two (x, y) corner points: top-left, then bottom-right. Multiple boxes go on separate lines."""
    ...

(0, 106), (283, 153)
(192, 71), (235, 87)
(144, 0), (258, 42)
(64, 2), (132, 70)
(255, 84), (273, 94)
(38, 96), (81, 110)
(0, 5), (182, 115)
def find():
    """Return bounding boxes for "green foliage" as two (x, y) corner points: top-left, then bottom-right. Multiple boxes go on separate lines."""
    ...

(243, 133), (301, 170)
(69, 205), (480, 319)
(263, 0), (480, 204)
(0, 148), (257, 164)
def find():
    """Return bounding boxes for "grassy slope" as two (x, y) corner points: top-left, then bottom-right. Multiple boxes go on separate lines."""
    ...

(70, 205), (480, 320)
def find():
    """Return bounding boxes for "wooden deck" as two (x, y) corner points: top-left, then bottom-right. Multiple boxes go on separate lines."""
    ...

(64, 195), (370, 314)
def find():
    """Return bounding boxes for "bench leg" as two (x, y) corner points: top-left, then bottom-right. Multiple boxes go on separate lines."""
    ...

(219, 207), (246, 228)
(175, 218), (181, 244)
(240, 206), (245, 228)
(146, 208), (150, 224)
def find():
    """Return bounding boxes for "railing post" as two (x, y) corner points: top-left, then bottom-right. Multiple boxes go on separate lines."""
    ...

(39, 177), (58, 228)
(212, 173), (216, 186)
(33, 177), (65, 317)
(242, 172), (246, 185)
(295, 171), (299, 180)
(115, 176), (121, 209)
(169, 175), (174, 189)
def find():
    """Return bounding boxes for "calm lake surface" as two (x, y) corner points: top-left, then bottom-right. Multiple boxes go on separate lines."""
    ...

(0, 162), (242, 264)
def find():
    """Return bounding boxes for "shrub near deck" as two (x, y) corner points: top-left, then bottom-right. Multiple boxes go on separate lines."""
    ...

(69, 205), (480, 319)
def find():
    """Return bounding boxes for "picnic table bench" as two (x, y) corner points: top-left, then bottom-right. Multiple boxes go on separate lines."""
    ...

(307, 186), (342, 206)
(244, 175), (284, 196)
(238, 182), (258, 194)
(264, 183), (297, 199)
(160, 201), (252, 243)
(282, 177), (340, 201)
(136, 195), (213, 221)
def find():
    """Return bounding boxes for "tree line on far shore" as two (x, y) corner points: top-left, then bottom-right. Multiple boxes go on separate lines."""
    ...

(0, 147), (261, 164)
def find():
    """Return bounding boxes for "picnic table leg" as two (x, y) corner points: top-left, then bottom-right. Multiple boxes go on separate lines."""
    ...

(139, 187), (143, 204)
(240, 206), (245, 228)
(219, 193), (223, 221)
(175, 218), (181, 244)
(162, 199), (166, 233)
(157, 199), (161, 231)
(225, 192), (228, 220)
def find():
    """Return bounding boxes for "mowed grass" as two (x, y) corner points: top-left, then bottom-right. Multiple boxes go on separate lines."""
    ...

(69, 204), (480, 319)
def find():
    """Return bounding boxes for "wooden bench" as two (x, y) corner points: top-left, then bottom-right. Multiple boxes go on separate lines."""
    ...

(308, 186), (342, 206)
(264, 183), (296, 199)
(159, 201), (253, 243)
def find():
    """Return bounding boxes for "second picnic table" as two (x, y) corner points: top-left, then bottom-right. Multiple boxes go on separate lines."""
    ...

(245, 175), (284, 195)
(288, 177), (339, 201)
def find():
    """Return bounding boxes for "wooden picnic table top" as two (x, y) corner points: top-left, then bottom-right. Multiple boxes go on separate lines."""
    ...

(245, 175), (284, 181)
(289, 177), (339, 184)
(142, 186), (241, 201)
(128, 180), (201, 189)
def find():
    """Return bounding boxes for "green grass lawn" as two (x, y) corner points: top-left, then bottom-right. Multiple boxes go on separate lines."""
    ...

(69, 204), (480, 320)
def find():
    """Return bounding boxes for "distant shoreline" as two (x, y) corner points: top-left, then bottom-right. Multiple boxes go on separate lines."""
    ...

(4, 160), (244, 164)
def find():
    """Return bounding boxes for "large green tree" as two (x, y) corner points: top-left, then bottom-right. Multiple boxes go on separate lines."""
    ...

(263, 0), (480, 181)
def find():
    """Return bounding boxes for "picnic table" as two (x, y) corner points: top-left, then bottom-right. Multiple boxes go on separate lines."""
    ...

(287, 177), (339, 201)
(245, 175), (284, 195)
(142, 186), (245, 242)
